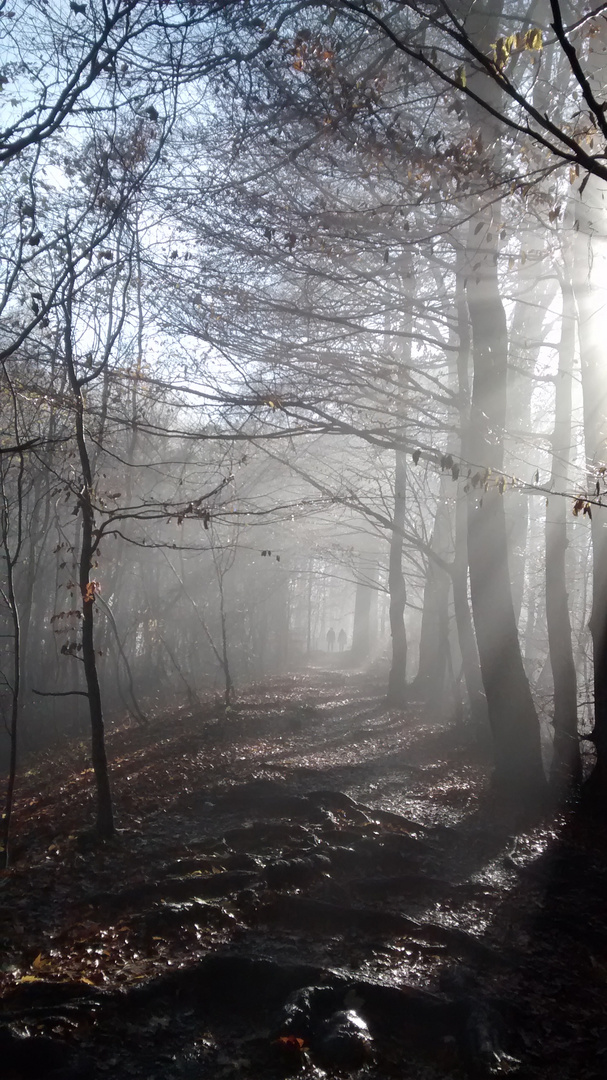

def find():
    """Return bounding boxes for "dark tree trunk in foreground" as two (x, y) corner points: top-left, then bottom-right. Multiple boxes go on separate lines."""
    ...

(0, 587), (20, 868)
(466, 212), (545, 803)
(547, 278), (580, 792)
(64, 279), (114, 839)
(0, 460), (22, 868)
(0, 360), (26, 867)
(387, 449), (407, 704)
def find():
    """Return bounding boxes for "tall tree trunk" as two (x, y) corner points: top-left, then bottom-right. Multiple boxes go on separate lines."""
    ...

(351, 578), (372, 665)
(506, 277), (556, 625)
(412, 493), (450, 712)
(452, 488), (487, 729)
(572, 174), (607, 806)
(0, 399), (24, 868)
(466, 211), (545, 801)
(1, 575), (20, 869)
(459, 0), (545, 800)
(63, 278), (114, 839)
(217, 573), (233, 705)
(306, 559), (314, 656)
(453, 249), (487, 729)
(546, 277), (580, 791)
(387, 450), (407, 704)
(386, 267), (411, 704)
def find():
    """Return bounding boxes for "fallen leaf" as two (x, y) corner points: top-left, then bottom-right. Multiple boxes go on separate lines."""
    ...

(32, 953), (51, 970)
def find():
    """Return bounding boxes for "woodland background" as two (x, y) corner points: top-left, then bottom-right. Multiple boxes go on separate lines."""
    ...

(3, 5), (607, 1079)
(1, 0), (607, 849)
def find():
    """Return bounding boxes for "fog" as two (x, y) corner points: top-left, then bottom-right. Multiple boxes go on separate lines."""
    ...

(1, 0), (606, 835)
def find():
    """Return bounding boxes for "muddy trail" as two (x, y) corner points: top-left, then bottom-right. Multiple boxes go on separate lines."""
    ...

(0, 670), (604, 1080)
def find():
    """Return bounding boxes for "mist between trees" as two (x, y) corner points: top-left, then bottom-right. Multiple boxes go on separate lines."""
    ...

(1, 0), (607, 851)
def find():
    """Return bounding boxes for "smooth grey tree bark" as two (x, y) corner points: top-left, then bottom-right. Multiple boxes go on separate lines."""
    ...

(387, 449), (408, 704)
(465, 206), (546, 801)
(546, 275), (580, 791)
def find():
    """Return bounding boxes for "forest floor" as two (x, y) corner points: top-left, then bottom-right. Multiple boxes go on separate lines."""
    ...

(0, 669), (606, 1080)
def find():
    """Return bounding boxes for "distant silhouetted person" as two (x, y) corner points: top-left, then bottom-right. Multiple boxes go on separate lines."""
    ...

(338, 628), (347, 651)
(326, 627), (335, 652)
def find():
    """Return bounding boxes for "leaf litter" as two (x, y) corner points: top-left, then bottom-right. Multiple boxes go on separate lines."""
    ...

(0, 669), (605, 1080)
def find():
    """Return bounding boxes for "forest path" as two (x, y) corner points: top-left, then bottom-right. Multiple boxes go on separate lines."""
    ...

(0, 670), (603, 1079)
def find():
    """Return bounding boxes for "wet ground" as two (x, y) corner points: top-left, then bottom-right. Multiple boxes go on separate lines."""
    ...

(0, 670), (605, 1079)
